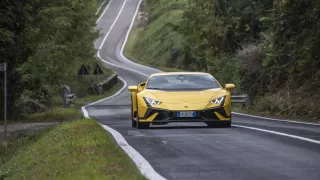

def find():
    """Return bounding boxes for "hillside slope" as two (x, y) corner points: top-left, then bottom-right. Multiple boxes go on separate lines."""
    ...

(124, 0), (186, 72)
(124, 0), (320, 122)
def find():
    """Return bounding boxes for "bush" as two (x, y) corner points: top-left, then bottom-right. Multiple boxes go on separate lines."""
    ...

(0, 0), (108, 119)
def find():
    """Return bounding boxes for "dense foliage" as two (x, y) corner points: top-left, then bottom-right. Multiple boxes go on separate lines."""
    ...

(0, 0), (104, 118)
(127, 0), (320, 121)
(177, 0), (320, 120)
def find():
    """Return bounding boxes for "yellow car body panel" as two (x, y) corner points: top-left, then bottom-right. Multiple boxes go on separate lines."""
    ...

(128, 72), (235, 127)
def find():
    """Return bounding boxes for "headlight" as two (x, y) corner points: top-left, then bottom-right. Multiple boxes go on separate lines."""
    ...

(210, 96), (225, 105)
(144, 97), (161, 105)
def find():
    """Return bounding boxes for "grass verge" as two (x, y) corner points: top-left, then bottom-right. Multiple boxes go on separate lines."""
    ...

(123, 0), (186, 72)
(24, 108), (82, 123)
(0, 119), (145, 180)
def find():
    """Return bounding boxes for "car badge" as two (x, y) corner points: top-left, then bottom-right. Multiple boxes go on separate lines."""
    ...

(185, 106), (188, 108)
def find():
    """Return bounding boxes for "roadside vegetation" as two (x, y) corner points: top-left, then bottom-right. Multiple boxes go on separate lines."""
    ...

(125, 0), (320, 122)
(0, 1), (144, 179)
(0, 119), (145, 180)
(0, 0), (112, 120)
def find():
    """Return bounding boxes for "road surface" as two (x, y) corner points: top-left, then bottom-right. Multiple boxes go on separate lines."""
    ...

(86, 0), (320, 179)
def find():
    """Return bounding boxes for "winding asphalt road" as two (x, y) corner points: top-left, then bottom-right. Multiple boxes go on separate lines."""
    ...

(86, 0), (320, 179)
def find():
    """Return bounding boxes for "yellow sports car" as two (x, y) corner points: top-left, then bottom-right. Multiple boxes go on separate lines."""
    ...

(128, 72), (235, 129)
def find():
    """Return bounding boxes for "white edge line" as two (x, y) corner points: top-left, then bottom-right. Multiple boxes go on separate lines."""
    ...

(233, 124), (320, 144)
(84, 76), (127, 107)
(96, 0), (113, 24)
(96, 0), (149, 78)
(81, 76), (127, 118)
(95, 0), (107, 15)
(100, 124), (166, 180)
(119, 0), (162, 72)
(82, 1), (167, 180)
(232, 112), (320, 126)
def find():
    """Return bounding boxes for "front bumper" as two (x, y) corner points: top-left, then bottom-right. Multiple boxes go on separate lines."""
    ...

(139, 106), (231, 123)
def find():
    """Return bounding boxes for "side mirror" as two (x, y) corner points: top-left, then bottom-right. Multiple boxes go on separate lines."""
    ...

(139, 82), (146, 87)
(225, 84), (235, 90)
(128, 86), (138, 92)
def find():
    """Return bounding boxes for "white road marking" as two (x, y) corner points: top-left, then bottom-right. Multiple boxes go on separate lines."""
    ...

(82, 76), (127, 118)
(87, 108), (131, 117)
(233, 124), (320, 145)
(161, 141), (168, 145)
(119, 0), (160, 72)
(96, 0), (149, 78)
(95, 0), (108, 16)
(82, 0), (167, 179)
(232, 112), (320, 126)
(96, 0), (113, 23)
(128, 130), (146, 137)
(101, 125), (166, 180)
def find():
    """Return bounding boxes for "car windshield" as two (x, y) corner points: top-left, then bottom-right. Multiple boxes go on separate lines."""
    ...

(146, 74), (220, 91)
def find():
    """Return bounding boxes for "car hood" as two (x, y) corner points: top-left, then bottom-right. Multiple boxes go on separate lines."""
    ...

(144, 89), (226, 103)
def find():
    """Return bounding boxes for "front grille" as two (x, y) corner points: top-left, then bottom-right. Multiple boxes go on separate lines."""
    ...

(142, 106), (230, 121)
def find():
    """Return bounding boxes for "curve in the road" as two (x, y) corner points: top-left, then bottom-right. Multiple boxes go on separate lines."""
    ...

(82, 0), (320, 179)
(83, 0), (166, 179)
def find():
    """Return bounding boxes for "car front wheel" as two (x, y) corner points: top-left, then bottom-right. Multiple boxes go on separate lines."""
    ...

(131, 95), (137, 127)
(137, 122), (150, 129)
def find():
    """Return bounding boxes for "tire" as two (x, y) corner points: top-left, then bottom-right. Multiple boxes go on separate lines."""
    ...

(133, 95), (150, 129)
(131, 112), (137, 127)
(222, 121), (231, 128)
(137, 122), (150, 129)
(131, 94), (136, 128)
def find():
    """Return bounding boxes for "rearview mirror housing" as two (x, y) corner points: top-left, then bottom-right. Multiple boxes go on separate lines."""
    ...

(128, 86), (138, 92)
(225, 84), (235, 89)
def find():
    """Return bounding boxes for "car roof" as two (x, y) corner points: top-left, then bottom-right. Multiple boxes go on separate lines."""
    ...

(150, 72), (211, 77)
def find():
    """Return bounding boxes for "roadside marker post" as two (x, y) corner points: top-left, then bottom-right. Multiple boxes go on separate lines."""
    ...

(77, 64), (89, 75)
(93, 64), (104, 82)
(0, 62), (7, 141)
(93, 64), (104, 94)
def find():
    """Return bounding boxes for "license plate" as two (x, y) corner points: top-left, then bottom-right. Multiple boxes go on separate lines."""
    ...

(178, 111), (196, 117)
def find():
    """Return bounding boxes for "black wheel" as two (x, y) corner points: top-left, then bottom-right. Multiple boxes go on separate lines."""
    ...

(221, 121), (231, 128)
(133, 95), (150, 129)
(137, 122), (150, 129)
(222, 116), (232, 128)
(131, 111), (137, 127)
(131, 94), (137, 128)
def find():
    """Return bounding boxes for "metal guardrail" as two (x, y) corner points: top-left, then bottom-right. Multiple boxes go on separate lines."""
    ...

(231, 94), (250, 106)
(97, 73), (118, 94)
(61, 73), (119, 106)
